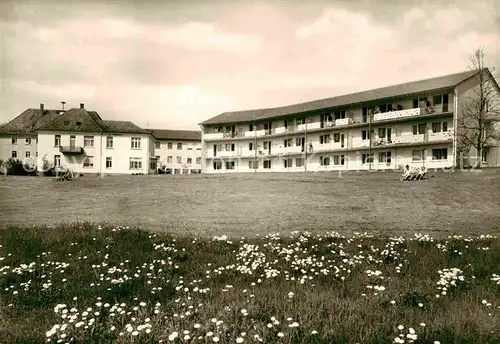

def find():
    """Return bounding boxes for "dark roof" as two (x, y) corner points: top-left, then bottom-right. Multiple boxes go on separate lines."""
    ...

(35, 108), (147, 134)
(100, 120), (148, 134)
(149, 129), (201, 141)
(200, 70), (480, 125)
(0, 108), (66, 134)
(36, 108), (103, 132)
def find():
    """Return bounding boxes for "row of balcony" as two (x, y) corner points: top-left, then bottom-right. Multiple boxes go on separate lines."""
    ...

(208, 130), (453, 158)
(203, 105), (450, 141)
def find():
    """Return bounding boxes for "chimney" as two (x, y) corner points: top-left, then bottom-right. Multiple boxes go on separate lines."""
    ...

(61, 101), (66, 111)
(40, 103), (44, 113)
(80, 103), (84, 109)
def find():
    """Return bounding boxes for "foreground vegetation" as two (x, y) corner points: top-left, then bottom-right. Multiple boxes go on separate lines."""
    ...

(1, 223), (499, 343)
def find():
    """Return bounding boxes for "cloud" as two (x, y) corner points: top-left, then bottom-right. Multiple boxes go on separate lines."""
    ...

(1, 1), (499, 130)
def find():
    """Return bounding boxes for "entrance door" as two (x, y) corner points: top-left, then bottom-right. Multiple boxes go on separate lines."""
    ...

(213, 144), (217, 157)
(442, 94), (449, 112)
(387, 128), (392, 142)
(301, 137), (305, 152)
(70, 135), (76, 148)
(340, 134), (345, 148)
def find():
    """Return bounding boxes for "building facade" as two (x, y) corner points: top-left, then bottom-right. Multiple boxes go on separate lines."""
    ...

(200, 70), (500, 173)
(1, 103), (157, 175)
(150, 129), (202, 174)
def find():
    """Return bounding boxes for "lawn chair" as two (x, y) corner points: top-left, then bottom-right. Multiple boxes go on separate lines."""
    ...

(415, 167), (427, 180)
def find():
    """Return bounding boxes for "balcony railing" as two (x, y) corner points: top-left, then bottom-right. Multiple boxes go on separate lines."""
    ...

(428, 130), (454, 142)
(59, 146), (84, 154)
(274, 146), (303, 155)
(203, 133), (224, 140)
(335, 118), (353, 126)
(374, 107), (422, 121)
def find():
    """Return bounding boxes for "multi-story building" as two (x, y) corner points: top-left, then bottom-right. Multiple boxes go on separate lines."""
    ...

(199, 70), (500, 173)
(149, 129), (202, 174)
(0, 103), (157, 175)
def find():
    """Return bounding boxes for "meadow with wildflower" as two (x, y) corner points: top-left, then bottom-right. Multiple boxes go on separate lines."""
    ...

(1, 223), (499, 343)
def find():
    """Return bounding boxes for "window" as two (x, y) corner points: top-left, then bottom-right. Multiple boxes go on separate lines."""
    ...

(263, 141), (269, 150)
(284, 158), (293, 168)
(83, 156), (94, 168)
(249, 142), (254, 151)
(320, 156), (330, 166)
(177, 143), (182, 150)
(362, 130), (370, 140)
(320, 134), (331, 144)
(106, 157), (112, 168)
(129, 158), (142, 170)
(284, 138), (293, 147)
(412, 149), (425, 161)
(25, 137), (31, 145)
(249, 160), (258, 169)
(177, 156), (182, 163)
(213, 161), (222, 170)
(412, 124), (426, 135)
(106, 136), (113, 148)
(84, 136), (94, 147)
(432, 122), (441, 133)
(263, 160), (272, 169)
(54, 155), (60, 167)
(378, 151), (392, 163)
(334, 110), (346, 119)
(442, 122), (448, 132)
(131, 137), (141, 149)
(167, 156), (173, 163)
(11, 137), (17, 145)
(333, 133), (340, 142)
(433, 95), (442, 105)
(482, 148), (489, 162)
(378, 128), (386, 138)
(25, 151), (31, 158)
(249, 124), (254, 131)
(167, 142), (173, 149)
(188, 147), (193, 150)
(225, 143), (235, 151)
(129, 158), (142, 169)
(54, 135), (61, 147)
(333, 155), (345, 166)
(12, 151), (17, 158)
(155, 141), (160, 149)
(295, 158), (304, 167)
(196, 147), (201, 151)
(196, 157), (201, 164)
(225, 161), (235, 170)
(295, 137), (303, 147)
(187, 158), (192, 164)
(362, 153), (373, 164)
(432, 148), (447, 160)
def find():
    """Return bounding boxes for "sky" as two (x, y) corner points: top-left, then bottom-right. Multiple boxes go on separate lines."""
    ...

(0, 0), (499, 130)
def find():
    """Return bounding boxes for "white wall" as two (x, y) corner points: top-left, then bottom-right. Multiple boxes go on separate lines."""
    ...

(154, 139), (202, 174)
(37, 132), (153, 174)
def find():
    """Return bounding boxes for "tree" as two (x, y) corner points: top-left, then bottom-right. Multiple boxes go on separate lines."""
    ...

(456, 48), (500, 168)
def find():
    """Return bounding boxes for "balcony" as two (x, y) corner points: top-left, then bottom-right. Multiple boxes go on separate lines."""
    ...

(392, 134), (426, 144)
(274, 146), (303, 155)
(374, 107), (422, 121)
(203, 133), (224, 140)
(335, 118), (353, 126)
(428, 130), (454, 142)
(59, 146), (84, 154)
(244, 129), (266, 138)
(297, 122), (322, 131)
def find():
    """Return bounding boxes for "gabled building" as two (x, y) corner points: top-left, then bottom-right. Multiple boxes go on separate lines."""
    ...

(1, 103), (157, 175)
(149, 129), (202, 174)
(199, 70), (500, 173)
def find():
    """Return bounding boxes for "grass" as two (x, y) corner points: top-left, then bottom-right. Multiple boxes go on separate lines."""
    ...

(1, 169), (500, 237)
(0, 223), (499, 343)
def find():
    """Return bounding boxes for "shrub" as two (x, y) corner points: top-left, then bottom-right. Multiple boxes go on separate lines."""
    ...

(5, 158), (37, 176)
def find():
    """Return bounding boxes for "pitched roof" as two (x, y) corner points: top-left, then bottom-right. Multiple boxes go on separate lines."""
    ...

(35, 108), (147, 134)
(0, 108), (65, 134)
(100, 120), (148, 134)
(200, 70), (480, 125)
(149, 129), (201, 141)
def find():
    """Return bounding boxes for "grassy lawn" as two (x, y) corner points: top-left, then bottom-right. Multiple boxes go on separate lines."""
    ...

(0, 224), (499, 343)
(1, 169), (500, 237)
